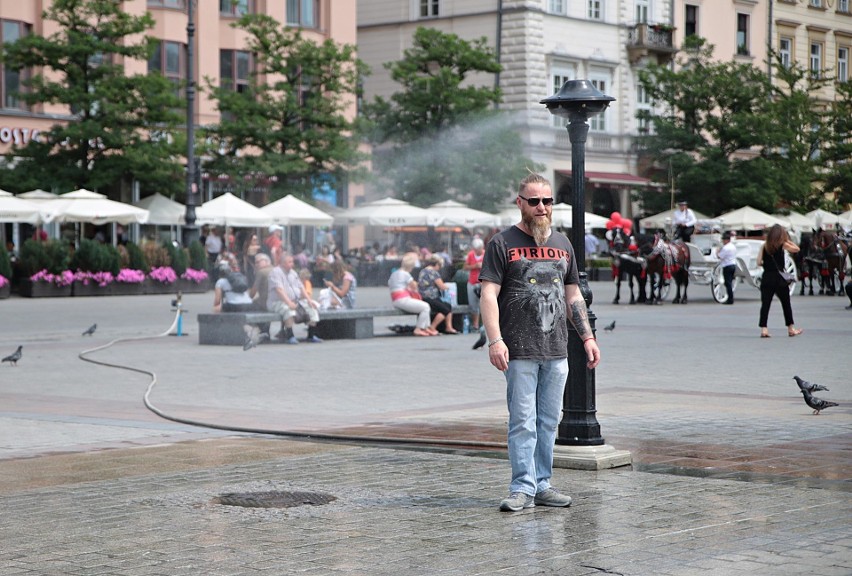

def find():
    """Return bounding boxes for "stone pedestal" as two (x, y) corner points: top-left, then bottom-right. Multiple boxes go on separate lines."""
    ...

(552, 444), (632, 471)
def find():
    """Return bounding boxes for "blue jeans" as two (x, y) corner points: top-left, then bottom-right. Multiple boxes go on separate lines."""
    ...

(504, 358), (569, 495)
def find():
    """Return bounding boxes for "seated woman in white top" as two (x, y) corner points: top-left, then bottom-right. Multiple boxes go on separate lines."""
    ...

(387, 252), (435, 336)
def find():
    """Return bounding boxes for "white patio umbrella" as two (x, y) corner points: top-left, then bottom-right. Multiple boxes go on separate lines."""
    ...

(839, 210), (852, 231)
(773, 211), (813, 231)
(335, 197), (430, 227)
(639, 208), (710, 231)
(46, 189), (149, 225)
(262, 194), (334, 226)
(0, 190), (44, 224)
(133, 193), (186, 226)
(715, 206), (789, 231)
(549, 204), (610, 229)
(18, 189), (59, 201)
(194, 192), (272, 228)
(806, 208), (848, 231)
(425, 200), (499, 228)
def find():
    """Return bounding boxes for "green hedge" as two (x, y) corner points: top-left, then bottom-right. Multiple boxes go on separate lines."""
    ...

(20, 239), (70, 276)
(0, 243), (12, 279)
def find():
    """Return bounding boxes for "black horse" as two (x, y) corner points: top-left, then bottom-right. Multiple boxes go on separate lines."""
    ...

(608, 227), (648, 305)
(813, 229), (849, 296)
(796, 232), (820, 296)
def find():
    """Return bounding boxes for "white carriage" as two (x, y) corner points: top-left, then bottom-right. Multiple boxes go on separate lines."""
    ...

(682, 238), (797, 303)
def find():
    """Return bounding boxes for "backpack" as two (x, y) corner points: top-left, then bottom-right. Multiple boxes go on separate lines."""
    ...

(227, 271), (249, 293)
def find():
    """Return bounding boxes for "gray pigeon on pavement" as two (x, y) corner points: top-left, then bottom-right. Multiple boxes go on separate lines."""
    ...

(793, 375), (829, 393)
(800, 390), (839, 415)
(603, 321), (616, 332)
(2, 345), (22, 366)
(82, 323), (97, 336)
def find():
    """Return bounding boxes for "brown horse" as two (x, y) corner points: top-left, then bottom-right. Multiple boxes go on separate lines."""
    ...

(812, 229), (849, 295)
(641, 233), (691, 304)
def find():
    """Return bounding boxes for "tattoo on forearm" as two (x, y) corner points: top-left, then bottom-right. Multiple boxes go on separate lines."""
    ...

(569, 300), (592, 339)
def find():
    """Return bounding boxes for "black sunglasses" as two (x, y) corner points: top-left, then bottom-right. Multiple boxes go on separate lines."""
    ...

(518, 195), (554, 207)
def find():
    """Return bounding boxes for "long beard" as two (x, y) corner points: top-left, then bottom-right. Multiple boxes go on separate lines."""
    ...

(523, 212), (552, 246)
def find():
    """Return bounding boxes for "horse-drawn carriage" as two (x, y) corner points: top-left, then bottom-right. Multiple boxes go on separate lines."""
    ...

(697, 239), (798, 303)
(609, 228), (798, 305)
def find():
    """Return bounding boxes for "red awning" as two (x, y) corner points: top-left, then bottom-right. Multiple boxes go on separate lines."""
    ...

(556, 170), (651, 186)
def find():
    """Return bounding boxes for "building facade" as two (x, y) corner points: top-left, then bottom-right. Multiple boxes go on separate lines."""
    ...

(673, 0), (850, 101)
(358, 0), (676, 218)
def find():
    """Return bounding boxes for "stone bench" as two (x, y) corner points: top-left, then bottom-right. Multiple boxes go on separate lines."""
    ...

(197, 305), (473, 345)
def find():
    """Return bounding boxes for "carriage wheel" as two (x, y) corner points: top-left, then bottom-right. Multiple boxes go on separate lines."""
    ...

(784, 255), (798, 296)
(711, 264), (733, 303)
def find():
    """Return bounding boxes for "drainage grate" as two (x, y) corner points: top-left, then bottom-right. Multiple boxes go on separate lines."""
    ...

(212, 490), (337, 509)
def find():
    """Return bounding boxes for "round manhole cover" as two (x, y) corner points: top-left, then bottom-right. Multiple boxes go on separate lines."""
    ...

(212, 491), (337, 509)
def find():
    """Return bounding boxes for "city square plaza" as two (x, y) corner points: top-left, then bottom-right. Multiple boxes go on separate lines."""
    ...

(0, 280), (849, 575)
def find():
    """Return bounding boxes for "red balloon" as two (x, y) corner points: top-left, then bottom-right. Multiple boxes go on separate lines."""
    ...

(610, 212), (622, 221)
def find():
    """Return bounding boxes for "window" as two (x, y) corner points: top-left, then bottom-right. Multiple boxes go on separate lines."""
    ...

(589, 77), (608, 132)
(636, 0), (649, 23)
(220, 50), (252, 93)
(736, 14), (750, 55)
(779, 37), (792, 68)
(548, 0), (566, 15)
(148, 0), (186, 8)
(220, 0), (251, 16)
(636, 83), (652, 133)
(810, 42), (822, 77)
(420, 0), (440, 18)
(1, 20), (29, 110)
(840, 0), (850, 12)
(588, 0), (602, 20)
(287, 0), (319, 28)
(148, 40), (185, 98)
(839, 47), (849, 83)
(808, 0), (822, 7)
(551, 68), (575, 127)
(685, 5), (698, 37)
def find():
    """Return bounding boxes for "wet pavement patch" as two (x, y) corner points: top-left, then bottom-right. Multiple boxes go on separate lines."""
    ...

(212, 490), (337, 509)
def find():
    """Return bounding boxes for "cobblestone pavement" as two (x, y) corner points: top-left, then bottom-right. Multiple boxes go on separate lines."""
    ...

(0, 281), (850, 574)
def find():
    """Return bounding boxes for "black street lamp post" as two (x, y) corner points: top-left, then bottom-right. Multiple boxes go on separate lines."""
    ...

(182, 1), (199, 247)
(541, 80), (629, 464)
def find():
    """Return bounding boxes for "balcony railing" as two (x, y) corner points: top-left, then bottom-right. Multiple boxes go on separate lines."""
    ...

(627, 23), (677, 65)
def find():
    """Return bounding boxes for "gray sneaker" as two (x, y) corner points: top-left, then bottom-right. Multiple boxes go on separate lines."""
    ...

(499, 492), (535, 512)
(534, 488), (572, 507)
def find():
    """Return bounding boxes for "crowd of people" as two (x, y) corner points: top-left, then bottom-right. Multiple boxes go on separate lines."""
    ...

(207, 224), (493, 347)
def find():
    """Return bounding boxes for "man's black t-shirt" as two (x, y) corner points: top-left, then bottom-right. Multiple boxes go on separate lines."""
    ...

(479, 226), (579, 361)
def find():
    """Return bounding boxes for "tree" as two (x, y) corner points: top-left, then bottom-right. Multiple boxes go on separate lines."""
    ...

(636, 37), (781, 216)
(363, 27), (541, 212)
(203, 14), (369, 201)
(0, 0), (185, 195)
(762, 52), (834, 211)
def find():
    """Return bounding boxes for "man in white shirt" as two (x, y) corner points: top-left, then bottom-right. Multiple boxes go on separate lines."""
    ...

(717, 231), (738, 304)
(672, 201), (697, 242)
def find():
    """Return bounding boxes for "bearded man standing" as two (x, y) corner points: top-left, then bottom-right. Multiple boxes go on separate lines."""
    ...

(479, 172), (601, 512)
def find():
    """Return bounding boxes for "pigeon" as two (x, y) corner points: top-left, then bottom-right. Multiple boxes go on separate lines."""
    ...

(472, 332), (486, 350)
(793, 375), (829, 393)
(2, 345), (22, 366)
(603, 321), (616, 332)
(82, 323), (97, 336)
(800, 390), (839, 415)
